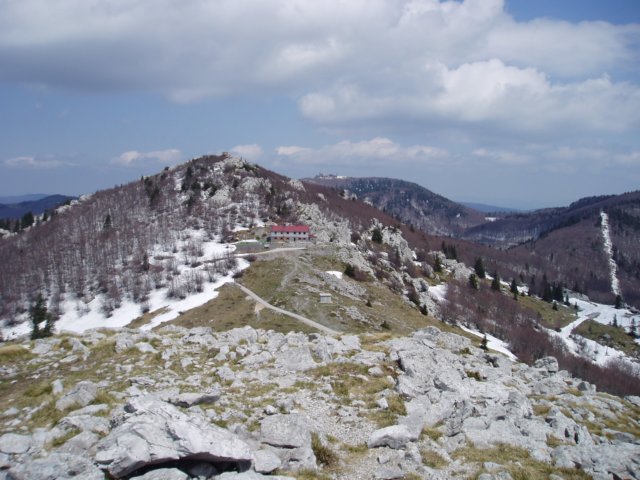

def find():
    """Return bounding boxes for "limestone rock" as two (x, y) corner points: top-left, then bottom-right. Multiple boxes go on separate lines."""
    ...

(55, 381), (98, 411)
(0, 433), (31, 454)
(533, 356), (559, 374)
(168, 390), (221, 408)
(253, 449), (282, 473)
(368, 425), (415, 449)
(95, 396), (252, 478)
(6, 453), (104, 480)
(260, 414), (311, 449)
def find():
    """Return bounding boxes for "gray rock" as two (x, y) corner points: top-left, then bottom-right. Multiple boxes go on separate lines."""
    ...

(253, 448), (282, 473)
(55, 381), (98, 411)
(55, 431), (100, 456)
(95, 396), (252, 478)
(0, 433), (31, 454)
(217, 472), (294, 479)
(169, 390), (220, 408)
(260, 414), (311, 449)
(274, 346), (316, 372)
(52, 379), (64, 396)
(533, 356), (559, 374)
(6, 453), (104, 480)
(374, 464), (405, 479)
(130, 468), (189, 480)
(368, 425), (415, 449)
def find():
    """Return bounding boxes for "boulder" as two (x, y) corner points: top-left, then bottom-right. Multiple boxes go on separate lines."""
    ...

(6, 453), (104, 480)
(253, 449), (282, 473)
(533, 357), (559, 374)
(168, 390), (221, 408)
(260, 414), (311, 449)
(95, 396), (252, 478)
(55, 381), (98, 411)
(368, 425), (415, 449)
(0, 433), (31, 454)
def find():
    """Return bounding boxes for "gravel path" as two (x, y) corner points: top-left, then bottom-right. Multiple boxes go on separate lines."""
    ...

(236, 283), (340, 336)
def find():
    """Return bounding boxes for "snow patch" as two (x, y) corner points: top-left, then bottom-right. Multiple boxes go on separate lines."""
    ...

(326, 270), (343, 279)
(458, 325), (517, 361)
(600, 211), (620, 296)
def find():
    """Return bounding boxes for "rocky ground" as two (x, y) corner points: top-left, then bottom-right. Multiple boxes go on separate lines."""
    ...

(0, 324), (639, 480)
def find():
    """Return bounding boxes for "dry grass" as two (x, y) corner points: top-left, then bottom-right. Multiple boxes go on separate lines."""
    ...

(453, 443), (591, 480)
(127, 306), (170, 329)
(421, 449), (448, 469)
(0, 344), (34, 362)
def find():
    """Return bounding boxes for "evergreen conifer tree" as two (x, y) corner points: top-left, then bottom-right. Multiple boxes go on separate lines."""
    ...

(474, 257), (486, 279)
(510, 278), (518, 295)
(491, 272), (500, 291)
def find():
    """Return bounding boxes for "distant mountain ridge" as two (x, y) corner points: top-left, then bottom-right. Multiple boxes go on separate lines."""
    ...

(459, 202), (523, 214)
(0, 194), (75, 219)
(304, 175), (488, 236)
(304, 174), (640, 307)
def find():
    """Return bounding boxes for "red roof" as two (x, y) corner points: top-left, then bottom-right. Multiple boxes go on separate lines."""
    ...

(271, 225), (310, 233)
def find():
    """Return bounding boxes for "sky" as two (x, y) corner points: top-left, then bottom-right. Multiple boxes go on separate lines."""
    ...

(1, 0), (639, 209)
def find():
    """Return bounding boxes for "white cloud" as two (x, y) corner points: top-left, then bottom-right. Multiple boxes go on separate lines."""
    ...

(0, 0), (638, 138)
(4, 155), (74, 168)
(275, 137), (448, 166)
(230, 144), (263, 161)
(113, 149), (182, 166)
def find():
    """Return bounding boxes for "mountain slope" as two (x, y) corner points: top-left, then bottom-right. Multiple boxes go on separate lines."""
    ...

(304, 175), (488, 236)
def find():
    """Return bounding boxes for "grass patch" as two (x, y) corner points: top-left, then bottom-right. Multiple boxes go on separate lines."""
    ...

(29, 400), (66, 429)
(453, 443), (591, 480)
(50, 427), (81, 448)
(310, 362), (392, 405)
(421, 424), (444, 442)
(573, 319), (640, 358)
(519, 295), (576, 330)
(421, 449), (448, 469)
(127, 306), (170, 329)
(0, 344), (34, 362)
(311, 433), (339, 468)
(24, 380), (53, 398)
(532, 404), (551, 417)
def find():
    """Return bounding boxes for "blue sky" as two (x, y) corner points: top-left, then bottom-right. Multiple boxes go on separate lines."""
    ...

(1, 0), (639, 209)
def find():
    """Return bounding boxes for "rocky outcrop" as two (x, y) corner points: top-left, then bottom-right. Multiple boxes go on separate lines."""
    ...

(0, 325), (638, 479)
(95, 396), (252, 477)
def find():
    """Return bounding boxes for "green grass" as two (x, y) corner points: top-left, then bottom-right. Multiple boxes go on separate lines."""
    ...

(573, 319), (640, 357)
(519, 295), (576, 330)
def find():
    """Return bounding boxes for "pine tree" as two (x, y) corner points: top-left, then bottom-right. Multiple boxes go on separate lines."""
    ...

(474, 257), (486, 279)
(615, 294), (623, 309)
(480, 334), (488, 351)
(510, 278), (518, 295)
(21, 211), (34, 230)
(491, 271), (500, 291)
(30, 294), (52, 340)
(469, 273), (479, 290)
(371, 228), (383, 244)
(433, 255), (443, 273)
